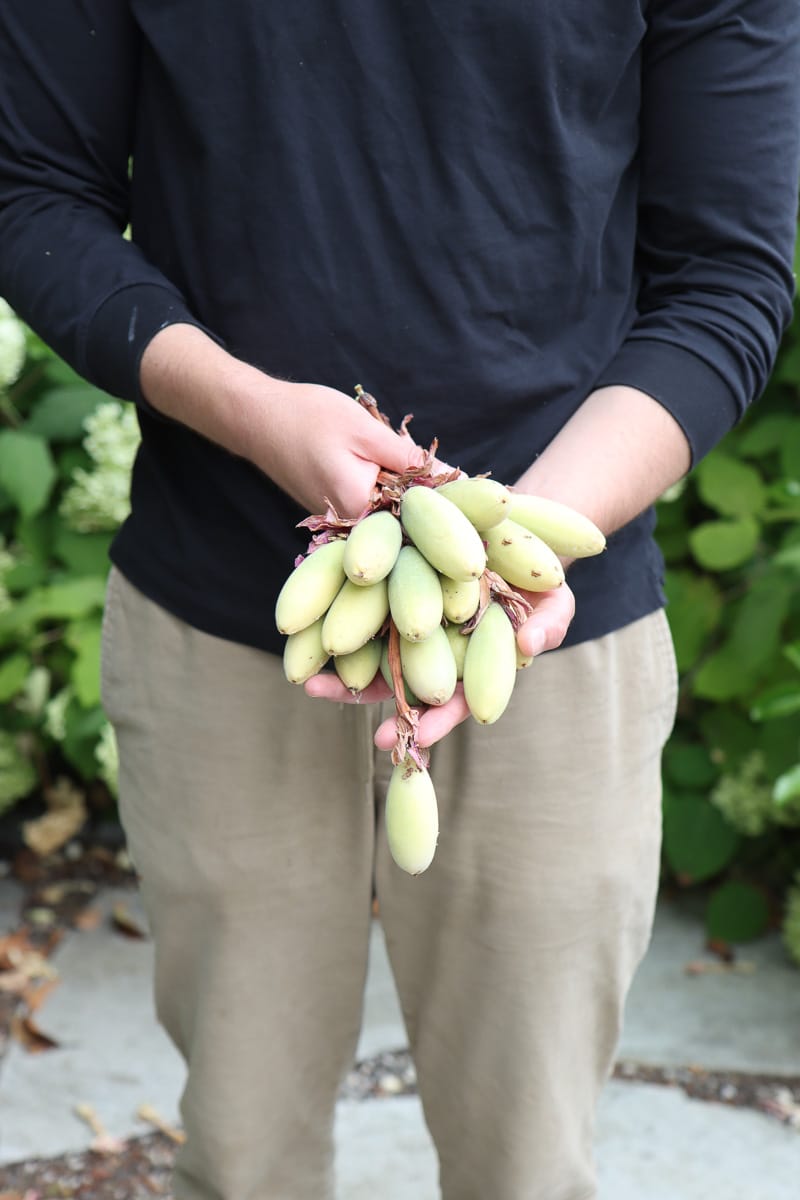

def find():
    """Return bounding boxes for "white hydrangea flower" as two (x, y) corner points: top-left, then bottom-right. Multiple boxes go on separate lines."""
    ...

(95, 720), (119, 795)
(0, 298), (27, 392)
(710, 751), (773, 837)
(60, 401), (140, 532)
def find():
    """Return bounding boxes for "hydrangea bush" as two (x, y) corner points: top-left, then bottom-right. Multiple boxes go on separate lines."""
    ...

(1, 281), (799, 965)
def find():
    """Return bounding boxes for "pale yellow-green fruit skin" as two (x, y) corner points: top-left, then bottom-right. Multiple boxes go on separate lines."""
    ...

(440, 574), (481, 623)
(275, 539), (347, 635)
(334, 637), (383, 691)
(322, 578), (389, 656)
(379, 643), (420, 707)
(516, 644), (534, 670)
(399, 625), (457, 706)
(436, 477), (510, 530)
(463, 602), (518, 724)
(482, 519), (565, 592)
(343, 510), (404, 585)
(444, 621), (469, 679)
(400, 486), (487, 582)
(385, 759), (439, 875)
(508, 494), (606, 558)
(283, 617), (329, 684)
(388, 545), (444, 642)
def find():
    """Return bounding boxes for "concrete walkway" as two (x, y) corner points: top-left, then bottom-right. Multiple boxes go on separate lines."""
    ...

(0, 879), (798, 1198)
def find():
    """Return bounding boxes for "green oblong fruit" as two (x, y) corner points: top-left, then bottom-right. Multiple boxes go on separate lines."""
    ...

(343, 510), (404, 585)
(275, 539), (347, 635)
(436, 477), (510, 529)
(385, 758), (439, 875)
(400, 625), (457, 706)
(388, 546), (444, 641)
(283, 617), (329, 684)
(322, 579), (389, 656)
(440, 574), (480, 623)
(483, 519), (564, 592)
(463, 602), (517, 724)
(444, 621), (469, 679)
(508, 494), (606, 558)
(334, 637), (383, 692)
(400, 486), (486, 582)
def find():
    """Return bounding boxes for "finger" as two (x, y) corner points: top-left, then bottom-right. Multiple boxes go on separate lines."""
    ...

(516, 583), (576, 657)
(373, 687), (472, 751)
(304, 672), (393, 705)
(358, 417), (426, 474)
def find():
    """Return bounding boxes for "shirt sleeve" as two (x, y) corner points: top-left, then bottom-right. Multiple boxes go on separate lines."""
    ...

(0, 1), (214, 407)
(595, 0), (800, 465)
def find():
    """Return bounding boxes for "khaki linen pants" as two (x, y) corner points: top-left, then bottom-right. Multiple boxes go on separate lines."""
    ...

(101, 566), (678, 1200)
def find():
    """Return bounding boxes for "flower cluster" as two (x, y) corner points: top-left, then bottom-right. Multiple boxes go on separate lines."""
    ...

(0, 298), (26, 392)
(710, 751), (774, 836)
(60, 401), (140, 532)
(95, 721), (119, 796)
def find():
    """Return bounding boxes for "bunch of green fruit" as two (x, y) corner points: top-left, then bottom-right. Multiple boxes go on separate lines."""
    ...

(276, 390), (605, 876)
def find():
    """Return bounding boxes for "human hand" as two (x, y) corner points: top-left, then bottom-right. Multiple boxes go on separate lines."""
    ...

(252, 381), (425, 518)
(304, 578), (576, 751)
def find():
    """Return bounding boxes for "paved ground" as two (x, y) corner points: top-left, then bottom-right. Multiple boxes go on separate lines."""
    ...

(0, 878), (798, 1198)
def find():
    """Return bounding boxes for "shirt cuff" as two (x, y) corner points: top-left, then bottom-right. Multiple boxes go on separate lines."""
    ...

(80, 281), (224, 410)
(595, 338), (742, 466)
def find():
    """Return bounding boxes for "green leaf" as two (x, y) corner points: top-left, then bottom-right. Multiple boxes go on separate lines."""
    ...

(24, 386), (105, 441)
(774, 764), (800, 807)
(39, 577), (107, 620)
(783, 641), (800, 672)
(727, 574), (791, 677)
(53, 526), (113, 577)
(736, 414), (800, 457)
(688, 517), (760, 571)
(0, 431), (56, 518)
(706, 881), (770, 943)
(698, 709), (758, 770)
(0, 730), (37, 814)
(751, 682), (800, 721)
(774, 542), (800, 571)
(693, 644), (755, 702)
(65, 619), (102, 707)
(780, 425), (800, 483)
(663, 741), (719, 790)
(664, 570), (723, 673)
(662, 790), (740, 882)
(62, 699), (107, 780)
(695, 453), (766, 518)
(0, 653), (31, 702)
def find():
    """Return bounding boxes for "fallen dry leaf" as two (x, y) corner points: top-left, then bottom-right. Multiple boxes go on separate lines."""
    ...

(136, 1103), (186, 1145)
(684, 959), (756, 976)
(111, 903), (146, 939)
(23, 800), (87, 858)
(74, 1103), (126, 1155)
(11, 1013), (60, 1053)
(24, 976), (60, 1013)
(72, 906), (102, 931)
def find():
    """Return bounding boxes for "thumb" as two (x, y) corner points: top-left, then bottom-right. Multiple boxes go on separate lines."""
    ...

(359, 420), (426, 474)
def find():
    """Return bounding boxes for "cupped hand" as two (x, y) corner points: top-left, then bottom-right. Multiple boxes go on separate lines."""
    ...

(254, 381), (424, 518)
(304, 579), (576, 751)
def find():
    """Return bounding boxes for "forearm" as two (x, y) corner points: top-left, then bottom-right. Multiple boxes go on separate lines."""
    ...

(515, 385), (692, 536)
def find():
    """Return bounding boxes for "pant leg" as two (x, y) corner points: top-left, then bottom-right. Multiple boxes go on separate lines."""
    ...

(101, 567), (377, 1200)
(374, 609), (679, 1200)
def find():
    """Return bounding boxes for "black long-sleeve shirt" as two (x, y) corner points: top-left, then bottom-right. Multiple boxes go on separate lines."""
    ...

(0, 1), (798, 654)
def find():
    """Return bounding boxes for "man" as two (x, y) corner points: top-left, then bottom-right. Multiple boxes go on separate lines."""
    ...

(1, 3), (798, 1197)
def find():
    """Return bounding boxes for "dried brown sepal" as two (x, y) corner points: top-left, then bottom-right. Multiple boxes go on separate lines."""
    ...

(387, 621), (429, 771)
(486, 569), (536, 630)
